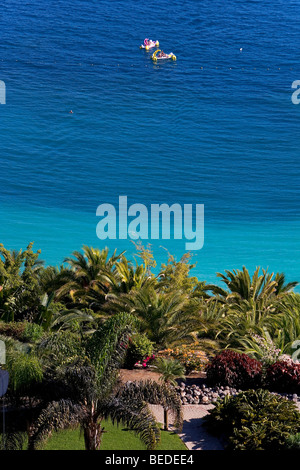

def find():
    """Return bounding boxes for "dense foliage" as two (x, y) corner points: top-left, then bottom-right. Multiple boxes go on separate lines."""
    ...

(1, 243), (299, 360)
(205, 389), (300, 450)
(0, 321), (44, 343)
(124, 333), (154, 369)
(265, 360), (300, 393)
(206, 350), (262, 389)
(1, 242), (300, 450)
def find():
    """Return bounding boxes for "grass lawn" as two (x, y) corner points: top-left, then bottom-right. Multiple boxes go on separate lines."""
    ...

(42, 419), (187, 451)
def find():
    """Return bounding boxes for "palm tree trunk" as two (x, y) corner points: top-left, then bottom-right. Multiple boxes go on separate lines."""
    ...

(83, 420), (104, 450)
(163, 408), (168, 431)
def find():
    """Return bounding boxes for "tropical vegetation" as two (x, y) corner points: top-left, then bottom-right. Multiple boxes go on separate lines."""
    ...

(204, 389), (300, 450)
(1, 242), (300, 450)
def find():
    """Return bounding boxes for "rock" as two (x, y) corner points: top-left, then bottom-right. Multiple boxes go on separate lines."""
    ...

(201, 396), (209, 404)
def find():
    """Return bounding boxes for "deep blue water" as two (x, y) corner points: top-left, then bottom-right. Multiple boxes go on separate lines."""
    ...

(0, 0), (300, 286)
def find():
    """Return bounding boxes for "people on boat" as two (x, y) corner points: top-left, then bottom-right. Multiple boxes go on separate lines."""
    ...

(157, 50), (168, 58)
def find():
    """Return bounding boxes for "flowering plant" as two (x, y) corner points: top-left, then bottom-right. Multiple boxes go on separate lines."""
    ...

(124, 333), (154, 369)
(159, 344), (208, 374)
(251, 333), (282, 366)
(135, 354), (156, 369)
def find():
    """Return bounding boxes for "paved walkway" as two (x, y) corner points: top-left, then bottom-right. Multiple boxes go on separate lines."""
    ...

(149, 404), (223, 451)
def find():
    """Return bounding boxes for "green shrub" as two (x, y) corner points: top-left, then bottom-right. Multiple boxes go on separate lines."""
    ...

(285, 433), (300, 450)
(0, 321), (26, 341)
(6, 352), (43, 392)
(205, 389), (300, 450)
(22, 322), (44, 343)
(124, 333), (154, 369)
(0, 321), (44, 343)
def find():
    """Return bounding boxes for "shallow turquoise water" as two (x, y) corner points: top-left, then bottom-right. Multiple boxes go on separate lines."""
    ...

(0, 0), (299, 286)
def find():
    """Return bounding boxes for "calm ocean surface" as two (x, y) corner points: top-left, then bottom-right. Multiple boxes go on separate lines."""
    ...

(0, 0), (299, 286)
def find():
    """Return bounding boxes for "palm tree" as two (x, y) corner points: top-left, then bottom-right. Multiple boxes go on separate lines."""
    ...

(154, 357), (185, 431)
(36, 265), (69, 296)
(155, 357), (186, 387)
(105, 286), (194, 348)
(110, 257), (153, 294)
(205, 267), (297, 305)
(55, 246), (124, 306)
(33, 292), (95, 333)
(3, 313), (182, 450)
(28, 357), (161, 450)
(119, 379), (183, 433)
(205, 267), (278, 304)
(271, 293), (300, 355)
(87, 257), (157, 312)
(0, 243), (45, 322)
(273, 272), (298, 296)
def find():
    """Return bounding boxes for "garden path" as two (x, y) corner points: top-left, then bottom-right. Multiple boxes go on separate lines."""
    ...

(149, 404), (224, 451)
(120, 369), (223, 450)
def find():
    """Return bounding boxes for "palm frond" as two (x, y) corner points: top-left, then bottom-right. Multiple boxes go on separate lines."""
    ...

(28, 399), (83, 450)
(118, 380), (183, 431)
(102, 395), (160, 450)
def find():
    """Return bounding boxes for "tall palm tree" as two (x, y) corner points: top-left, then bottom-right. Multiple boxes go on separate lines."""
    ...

(3, 313), (182, 450)
(154, 357), (185, 431)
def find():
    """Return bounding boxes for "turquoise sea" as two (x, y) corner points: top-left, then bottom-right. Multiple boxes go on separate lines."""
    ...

(0, 0), (299, 287)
